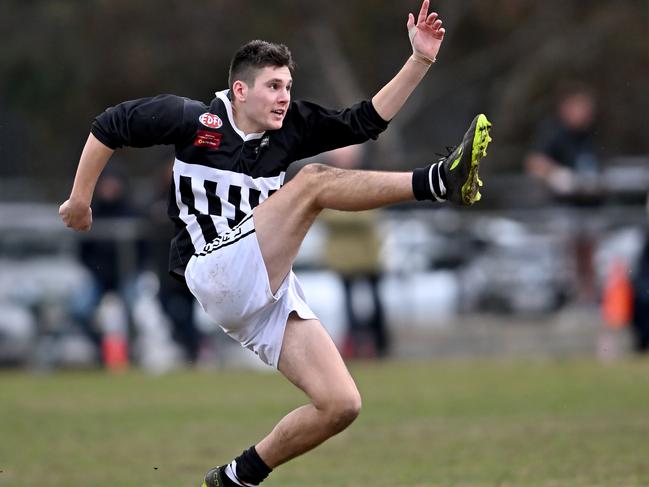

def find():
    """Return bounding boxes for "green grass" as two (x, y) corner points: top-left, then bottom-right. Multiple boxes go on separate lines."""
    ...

(1, 359), (649, 487)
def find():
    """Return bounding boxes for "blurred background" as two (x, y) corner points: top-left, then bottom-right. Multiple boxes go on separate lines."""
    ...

(1, 0), (648, 372)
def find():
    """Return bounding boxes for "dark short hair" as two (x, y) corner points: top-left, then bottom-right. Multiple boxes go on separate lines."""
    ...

(228, 40), (295, 89)
(556, 81), (595, 104)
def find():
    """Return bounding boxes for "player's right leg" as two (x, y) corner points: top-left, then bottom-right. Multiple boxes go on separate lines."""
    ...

(253, 113), (492, 295)
(253, 165), (414, 294)
(414, 113), (492, 206)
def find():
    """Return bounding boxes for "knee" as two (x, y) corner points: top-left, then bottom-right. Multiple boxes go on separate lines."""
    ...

(320, 389), (362, 433)
(298, 162), (334, 179)
(294, 163), (338, 192)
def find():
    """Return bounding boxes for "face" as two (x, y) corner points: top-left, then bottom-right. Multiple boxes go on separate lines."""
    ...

(234, 66), (292, 132)
(97, 175), (125, 201)
(559, 93), (595, 131)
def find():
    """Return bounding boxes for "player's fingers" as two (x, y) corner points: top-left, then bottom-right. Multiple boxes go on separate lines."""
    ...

(59, 209), (70, 225)
(75, 216), (90, 232)
(425, 12), (438, 25)
(435, 27), (445, 39)
(407, 13), (415, 30)
(417, 0), (429, 24)
(82, 209), (92, 229)
(432, 19), (442, 30)
(83, 214), (93, 232)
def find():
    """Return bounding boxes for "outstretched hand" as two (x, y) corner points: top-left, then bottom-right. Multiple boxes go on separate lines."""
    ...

(59, 198), (93, 231)
(407, 0), (445, 65)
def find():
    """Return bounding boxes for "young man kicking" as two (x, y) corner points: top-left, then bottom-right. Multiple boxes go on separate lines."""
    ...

(59, 1), (492, 485)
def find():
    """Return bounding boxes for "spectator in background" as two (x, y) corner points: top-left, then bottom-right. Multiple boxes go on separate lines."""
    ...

(69, 165), (143, 363)
(146, 162), (202, 364)
(321, 145), (390, 358)
(631, 194), (649, 353)
(525, 83), (601, 304)
(525, 83), (600, 198)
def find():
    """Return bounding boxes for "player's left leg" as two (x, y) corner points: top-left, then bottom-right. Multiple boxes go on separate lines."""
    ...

(255, 313), (362, 467)
(203, 313), (362, 487)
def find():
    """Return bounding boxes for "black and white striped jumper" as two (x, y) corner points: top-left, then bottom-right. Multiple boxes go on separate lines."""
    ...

(91, 89), (388, 282)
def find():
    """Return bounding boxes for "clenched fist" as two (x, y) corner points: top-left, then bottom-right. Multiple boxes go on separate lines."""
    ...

(59, 198), (93, 231)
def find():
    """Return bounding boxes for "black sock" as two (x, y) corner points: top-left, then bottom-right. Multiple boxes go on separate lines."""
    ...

(224, 446), (272, 486)
(412, 162), (447, 201)
(217, 466), (239, 487)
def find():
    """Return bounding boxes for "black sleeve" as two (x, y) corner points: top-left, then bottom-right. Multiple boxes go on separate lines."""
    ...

(289, 99), (389, 161)
(91, 94), (197, 149)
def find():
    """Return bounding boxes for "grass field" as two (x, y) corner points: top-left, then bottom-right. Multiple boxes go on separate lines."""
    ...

(2, 359), (648, 487)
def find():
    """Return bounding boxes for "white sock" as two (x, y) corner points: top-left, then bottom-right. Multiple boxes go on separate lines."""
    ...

(429, 162), (447, 201)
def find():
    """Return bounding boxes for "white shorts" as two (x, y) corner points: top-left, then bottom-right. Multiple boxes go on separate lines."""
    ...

(184, 212), (317, 368)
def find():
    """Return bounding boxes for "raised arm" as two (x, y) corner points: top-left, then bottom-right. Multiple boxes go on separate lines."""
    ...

(371, 0), (445, 121)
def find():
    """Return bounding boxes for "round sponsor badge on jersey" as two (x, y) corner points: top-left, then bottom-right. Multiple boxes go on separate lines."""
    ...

(199, 113), (223, 129)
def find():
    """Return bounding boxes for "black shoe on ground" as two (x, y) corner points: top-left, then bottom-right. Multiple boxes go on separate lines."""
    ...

(202, 466), (226, 487)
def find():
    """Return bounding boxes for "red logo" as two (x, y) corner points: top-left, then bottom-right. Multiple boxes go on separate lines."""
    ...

(193, 130), (222, 149)
(199, 113), (223, 128)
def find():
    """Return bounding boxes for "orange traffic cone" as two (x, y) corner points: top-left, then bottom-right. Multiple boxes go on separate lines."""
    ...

(97, 292), (129, 372)
(102, 334), (128, 372)
(601, 259), (633, 329)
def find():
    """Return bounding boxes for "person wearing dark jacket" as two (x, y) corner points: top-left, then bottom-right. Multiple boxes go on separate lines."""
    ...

(632, 196), (649, 353)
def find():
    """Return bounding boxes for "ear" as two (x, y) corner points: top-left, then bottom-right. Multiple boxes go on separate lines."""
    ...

(232, 80), (248, 103)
